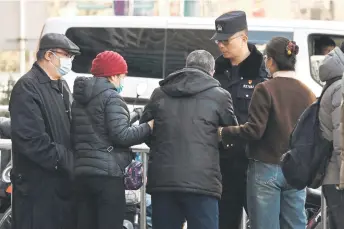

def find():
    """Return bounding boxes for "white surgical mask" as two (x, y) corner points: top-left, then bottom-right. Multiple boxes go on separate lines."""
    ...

(50, 52), (73, 76)
(58, 57), (72, 76)
(263, 55), (272, 78)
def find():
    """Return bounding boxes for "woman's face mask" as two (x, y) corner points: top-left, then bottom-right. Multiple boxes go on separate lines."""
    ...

(264, 55), (272, 78)
(116, 77), (124, 93)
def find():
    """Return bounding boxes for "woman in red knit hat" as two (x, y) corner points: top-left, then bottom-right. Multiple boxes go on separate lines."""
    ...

(71, 51), (154, 229)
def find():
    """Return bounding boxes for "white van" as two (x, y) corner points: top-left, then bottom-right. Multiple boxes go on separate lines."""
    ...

(40, 16), (344, 104)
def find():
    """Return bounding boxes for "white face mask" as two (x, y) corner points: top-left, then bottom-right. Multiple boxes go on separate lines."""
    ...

(58, 57), (72, 76)
(50, 52), (73, 76)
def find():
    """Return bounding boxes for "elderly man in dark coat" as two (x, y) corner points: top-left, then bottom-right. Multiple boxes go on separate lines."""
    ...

(9, 33), (80, 229)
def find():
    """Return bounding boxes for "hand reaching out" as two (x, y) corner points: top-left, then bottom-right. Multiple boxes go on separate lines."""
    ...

(148, 119), (154, 130)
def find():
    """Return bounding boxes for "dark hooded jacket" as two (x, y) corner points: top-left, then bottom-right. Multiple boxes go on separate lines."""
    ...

(71, 77), (151, 177)
(140, 68), (237, 199)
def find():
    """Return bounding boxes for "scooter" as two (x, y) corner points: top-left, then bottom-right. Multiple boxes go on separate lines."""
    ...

(306, 188), (330, 229)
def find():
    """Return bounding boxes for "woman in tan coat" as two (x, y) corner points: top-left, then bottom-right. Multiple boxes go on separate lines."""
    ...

(219, 37), (316, 229)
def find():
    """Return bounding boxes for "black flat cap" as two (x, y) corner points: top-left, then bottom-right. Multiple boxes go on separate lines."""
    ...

(39, 33), (81, 55)
(211, 11), (248, 41)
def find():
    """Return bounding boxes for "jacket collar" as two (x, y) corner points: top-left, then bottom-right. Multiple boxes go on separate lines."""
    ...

(272, 71), (296, 79)
(33, 62), (52, 84)
(215, 43), (265, 79)
(33, 62), (65, 94)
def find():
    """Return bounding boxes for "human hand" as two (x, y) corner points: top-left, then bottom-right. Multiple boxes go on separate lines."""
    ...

(133, 108), (143, 118)
(337, 184), (344, 190)
(148, 119), (154, 130)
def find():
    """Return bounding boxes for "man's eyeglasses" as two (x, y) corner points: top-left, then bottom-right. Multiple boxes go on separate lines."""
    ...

(50, 50), (75, 60)
(215, 34), (245, 46)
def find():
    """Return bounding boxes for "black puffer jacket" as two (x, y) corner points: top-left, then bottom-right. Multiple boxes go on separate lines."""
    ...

(71, 77), (151, 177)
(140, 68), (237, 199)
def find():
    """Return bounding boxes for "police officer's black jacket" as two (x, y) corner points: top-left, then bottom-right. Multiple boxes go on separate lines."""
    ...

(140, 68), (237, 199)
(71, 77), (151, 177)
(214, 43), (268, 157)
(9, 62), (74, 228)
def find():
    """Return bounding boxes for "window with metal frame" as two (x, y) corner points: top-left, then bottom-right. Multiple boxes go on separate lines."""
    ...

(66, 27), (293, 78)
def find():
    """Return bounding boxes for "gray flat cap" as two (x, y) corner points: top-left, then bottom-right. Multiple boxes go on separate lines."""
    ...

(39, 33), (81, 55)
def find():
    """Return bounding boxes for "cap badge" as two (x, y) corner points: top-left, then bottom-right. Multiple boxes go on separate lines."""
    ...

(216, 24), (223, 32)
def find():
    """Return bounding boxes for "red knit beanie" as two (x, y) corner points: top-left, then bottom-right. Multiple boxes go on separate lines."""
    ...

(91, 51), (128, 77)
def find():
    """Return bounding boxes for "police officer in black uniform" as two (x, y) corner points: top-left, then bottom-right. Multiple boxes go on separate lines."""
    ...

(211, 11), (268, 229)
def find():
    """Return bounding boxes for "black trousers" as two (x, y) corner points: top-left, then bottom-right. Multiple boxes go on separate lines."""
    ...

(75, 175), (125, 229)
(12, 176), (75, 229)
(322, 184), (344, 229)
(219, 156), (248, 229)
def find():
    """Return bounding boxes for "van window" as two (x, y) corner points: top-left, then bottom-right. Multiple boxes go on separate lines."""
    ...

(164, 29), (220, 76)
(308, 34), (344, 85)
(66, 27), (293, 78)
(66, 27), (166, 78)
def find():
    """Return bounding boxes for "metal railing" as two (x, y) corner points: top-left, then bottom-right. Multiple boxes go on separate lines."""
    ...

(131, 144), (150, 229)
(0, 140), (328, 229)
(0, 106), (9, 113)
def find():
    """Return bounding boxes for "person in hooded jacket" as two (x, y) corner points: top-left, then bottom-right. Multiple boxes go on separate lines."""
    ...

(318, 47), (344, 229)
(139, 50), (237, 229)
(71, 51), (153, 229)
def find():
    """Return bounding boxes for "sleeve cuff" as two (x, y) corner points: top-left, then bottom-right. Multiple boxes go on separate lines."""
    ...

(221, 126), (241, 149)
(222, 126), (241, 139)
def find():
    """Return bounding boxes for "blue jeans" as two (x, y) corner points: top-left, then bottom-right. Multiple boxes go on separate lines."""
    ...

(146, 194), (152, 228)
(151, 192), (218, 229)
(247, 160), (307, 229)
